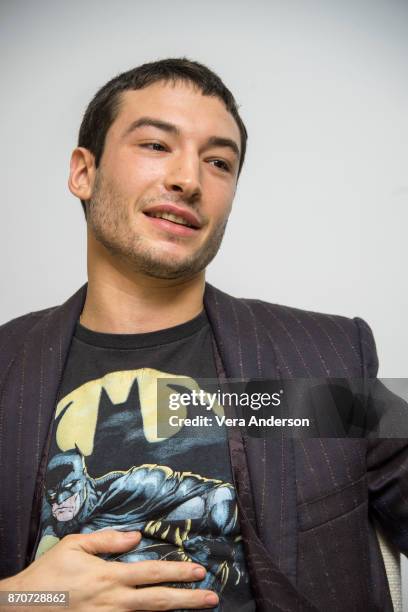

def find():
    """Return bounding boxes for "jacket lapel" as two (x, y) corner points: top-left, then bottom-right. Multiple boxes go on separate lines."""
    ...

(0, 284), (86, 575)
(204, 283), (317, 610)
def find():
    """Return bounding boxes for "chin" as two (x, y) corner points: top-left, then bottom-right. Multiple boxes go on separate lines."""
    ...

(123, 245), (203, 278)
(139, 263), (201, 280)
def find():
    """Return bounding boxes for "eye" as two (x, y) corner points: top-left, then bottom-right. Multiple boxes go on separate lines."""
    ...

(209, 159), (231, 173)
(140, 142), (167, 152)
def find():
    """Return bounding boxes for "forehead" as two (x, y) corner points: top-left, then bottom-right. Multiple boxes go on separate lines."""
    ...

(109, 81), (241, 145)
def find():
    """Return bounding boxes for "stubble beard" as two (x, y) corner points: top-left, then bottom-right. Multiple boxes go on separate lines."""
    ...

(87, 171), (230, 280)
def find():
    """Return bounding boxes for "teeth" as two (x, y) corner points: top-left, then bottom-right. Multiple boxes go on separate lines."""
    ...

(149, 211), (193, 227)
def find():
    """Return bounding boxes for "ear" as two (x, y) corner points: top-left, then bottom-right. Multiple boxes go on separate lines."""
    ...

(74, 443), (87, 471)
(68, 147), (96, 201)
(74, 443), (83, 458)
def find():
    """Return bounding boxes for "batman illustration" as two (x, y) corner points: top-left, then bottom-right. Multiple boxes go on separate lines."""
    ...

(37, 446), (248, 596)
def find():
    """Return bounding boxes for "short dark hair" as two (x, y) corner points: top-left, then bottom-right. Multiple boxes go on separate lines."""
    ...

(77, 57), (248, 216)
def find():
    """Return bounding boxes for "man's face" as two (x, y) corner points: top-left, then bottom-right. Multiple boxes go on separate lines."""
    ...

(86, 80), (241, 279)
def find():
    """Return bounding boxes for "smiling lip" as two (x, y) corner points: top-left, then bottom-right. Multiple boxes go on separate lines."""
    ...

(143, 203), (202, 229)
(144, 215), (198, 237)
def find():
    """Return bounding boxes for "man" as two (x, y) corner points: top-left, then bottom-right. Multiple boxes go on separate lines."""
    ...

(0, 58), (407, 612)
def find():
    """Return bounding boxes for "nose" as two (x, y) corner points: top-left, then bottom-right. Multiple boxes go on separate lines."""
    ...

(164, 150), (202, 201)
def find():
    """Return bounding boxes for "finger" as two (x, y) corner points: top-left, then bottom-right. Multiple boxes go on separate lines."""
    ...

(125, 585), (219, 611)
(115, 559), (208, 587)
(64, 530), (142, 555)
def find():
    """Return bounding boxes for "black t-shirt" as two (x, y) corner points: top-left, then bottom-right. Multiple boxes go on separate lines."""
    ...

(34, 310), (256, 611)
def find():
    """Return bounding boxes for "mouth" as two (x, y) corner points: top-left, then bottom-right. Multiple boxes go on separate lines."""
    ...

(143, 204), (201, 237)
(53, 505), (72, 517)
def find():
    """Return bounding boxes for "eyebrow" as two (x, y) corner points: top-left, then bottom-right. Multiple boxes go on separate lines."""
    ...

(206, 136), (240, 160)
(123, 117), (180, 138)
(122, 116), (240, 159)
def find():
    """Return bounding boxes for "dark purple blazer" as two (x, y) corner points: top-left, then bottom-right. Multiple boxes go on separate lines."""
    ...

(0, 283), (407, 611)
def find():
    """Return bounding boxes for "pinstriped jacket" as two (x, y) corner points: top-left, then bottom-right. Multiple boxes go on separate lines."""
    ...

(0, 282), (407, 611)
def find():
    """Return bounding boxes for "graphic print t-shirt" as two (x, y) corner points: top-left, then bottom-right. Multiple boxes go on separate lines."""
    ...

(34, 310), (255, 611)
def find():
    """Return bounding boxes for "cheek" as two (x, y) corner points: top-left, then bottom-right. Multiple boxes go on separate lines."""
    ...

(103, 155), (162, 202)
(105, 153), (163, 198)
(206, 186), (234, 222)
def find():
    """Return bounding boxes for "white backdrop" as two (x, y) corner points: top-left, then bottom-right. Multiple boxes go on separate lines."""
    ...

(1, 0), (407, 605)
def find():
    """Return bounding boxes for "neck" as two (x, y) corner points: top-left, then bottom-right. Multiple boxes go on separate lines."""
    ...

(81, 239), (206, 334)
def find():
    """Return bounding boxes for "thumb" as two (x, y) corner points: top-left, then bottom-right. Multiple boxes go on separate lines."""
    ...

(70, 530), (142, 555)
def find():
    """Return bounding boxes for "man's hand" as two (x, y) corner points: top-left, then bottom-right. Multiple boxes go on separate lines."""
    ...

(0, 530), (219, 611)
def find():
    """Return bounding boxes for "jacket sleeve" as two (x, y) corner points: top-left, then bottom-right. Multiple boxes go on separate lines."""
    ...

(354, 317), (408, 557)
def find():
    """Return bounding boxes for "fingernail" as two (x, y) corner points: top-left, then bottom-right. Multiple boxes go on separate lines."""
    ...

(193, 566), (206, 578)
(124, 531), (139, 537)
(205, 593), (219, 605)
